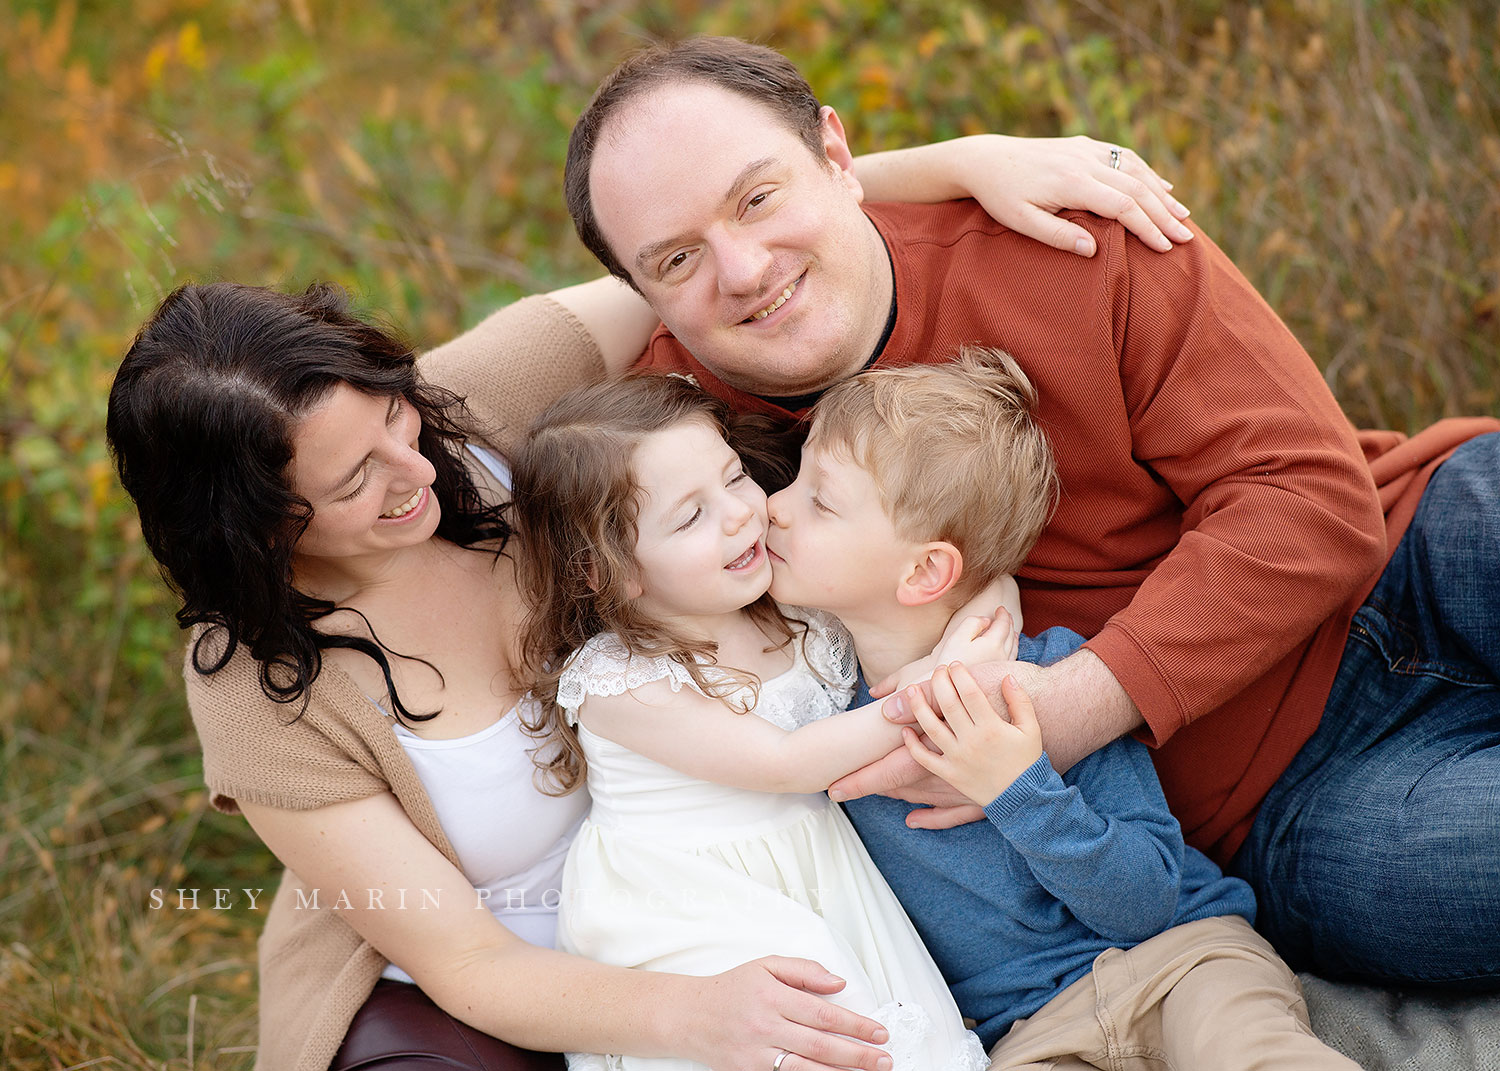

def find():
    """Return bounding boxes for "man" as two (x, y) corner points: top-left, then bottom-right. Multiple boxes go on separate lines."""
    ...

(561, 36), (1500, 987)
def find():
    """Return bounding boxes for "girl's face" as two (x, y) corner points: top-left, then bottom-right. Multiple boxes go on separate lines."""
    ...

(628, 418), (772, 629)
(287, 383), (439, 575)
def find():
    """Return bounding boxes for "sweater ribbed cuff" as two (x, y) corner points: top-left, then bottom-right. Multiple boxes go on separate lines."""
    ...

(983, 753), (1055, 828)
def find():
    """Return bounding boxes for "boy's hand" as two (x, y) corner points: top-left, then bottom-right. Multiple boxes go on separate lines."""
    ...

(900, 663), (1044, 808)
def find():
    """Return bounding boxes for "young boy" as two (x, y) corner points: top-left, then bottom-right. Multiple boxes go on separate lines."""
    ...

(764, 347), (1357, 1069)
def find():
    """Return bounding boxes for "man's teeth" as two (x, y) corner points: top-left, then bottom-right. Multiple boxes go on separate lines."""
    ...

(750, 279), (798, 321)
(381, 488), (423, 519)
(727, 544), (758, 569)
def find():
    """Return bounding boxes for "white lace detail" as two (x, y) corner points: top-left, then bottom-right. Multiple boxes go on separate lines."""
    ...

(872, 1001), (989, 1071)
(555, 634), (714, 726)
(784, 604), (858, 704)
(554, 605), (860, 731)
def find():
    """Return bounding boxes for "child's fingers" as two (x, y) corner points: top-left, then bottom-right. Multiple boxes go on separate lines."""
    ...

(904, 684), (956, 749)
(989, 609), (1020, 662)
(947, 662), (1003, 723)
(867, 670), (899, 699)
(901, 726), (947, 777)
(999, 673), (1040, 735)
(952, 615), (989, 643)
(930, 665), (975, 729)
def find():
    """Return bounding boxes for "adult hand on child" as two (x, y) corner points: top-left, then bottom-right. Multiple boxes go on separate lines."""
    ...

(687, 957), (894, 1071)
(900, 664), (1045, 808)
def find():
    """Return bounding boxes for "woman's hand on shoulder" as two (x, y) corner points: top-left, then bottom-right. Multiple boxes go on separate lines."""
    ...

(854, 132), (1194, 256)
(677, 957), (892, 1071)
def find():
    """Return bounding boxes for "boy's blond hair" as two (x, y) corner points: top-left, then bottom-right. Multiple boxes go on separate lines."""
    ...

(808, 346), (1058, 600)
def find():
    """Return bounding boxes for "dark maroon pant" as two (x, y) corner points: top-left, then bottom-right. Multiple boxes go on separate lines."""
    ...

(330, 980), (566, 1071)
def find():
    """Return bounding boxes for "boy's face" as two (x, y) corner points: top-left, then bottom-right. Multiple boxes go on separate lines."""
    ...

(765, 438), (913, 617)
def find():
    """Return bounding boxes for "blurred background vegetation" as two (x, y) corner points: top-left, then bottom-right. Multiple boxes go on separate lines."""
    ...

(2, 0), (1496, 1066)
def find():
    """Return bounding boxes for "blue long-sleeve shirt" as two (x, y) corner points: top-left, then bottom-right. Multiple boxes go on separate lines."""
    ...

(843, 627), (1256, 1046)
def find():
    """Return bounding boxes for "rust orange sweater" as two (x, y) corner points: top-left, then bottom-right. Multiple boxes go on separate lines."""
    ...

(637, 200), (1498, 862)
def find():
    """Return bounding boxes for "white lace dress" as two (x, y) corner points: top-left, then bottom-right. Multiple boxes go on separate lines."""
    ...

(556, 607), (987, 1071)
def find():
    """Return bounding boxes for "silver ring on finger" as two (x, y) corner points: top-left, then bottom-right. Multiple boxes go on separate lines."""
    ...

(1109, 147), (1122, 170)
(772, 1051), (790, 1071)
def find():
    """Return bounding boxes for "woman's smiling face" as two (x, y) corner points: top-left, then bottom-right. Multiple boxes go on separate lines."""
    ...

(286, 383), (440, 574)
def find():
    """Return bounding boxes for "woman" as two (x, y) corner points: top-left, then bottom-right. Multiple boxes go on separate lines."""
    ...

(107, 136), (1187, 1071)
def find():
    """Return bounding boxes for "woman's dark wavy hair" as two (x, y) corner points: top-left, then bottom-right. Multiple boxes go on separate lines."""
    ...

(106, 281), (509, 720)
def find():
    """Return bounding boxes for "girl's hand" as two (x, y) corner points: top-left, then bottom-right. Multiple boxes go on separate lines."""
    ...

(934, 606), (1019, 668)
(901, 664), (1044, 808)
(872, 577), (1020, 698)
(685, 957), (893, 1071)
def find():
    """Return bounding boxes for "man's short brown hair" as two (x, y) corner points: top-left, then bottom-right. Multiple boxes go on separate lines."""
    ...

(808, 347), (1058, 598)
(565, 36), (826, 286)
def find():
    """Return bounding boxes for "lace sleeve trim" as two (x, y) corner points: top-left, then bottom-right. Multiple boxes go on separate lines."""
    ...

(555, 634), (721, 726)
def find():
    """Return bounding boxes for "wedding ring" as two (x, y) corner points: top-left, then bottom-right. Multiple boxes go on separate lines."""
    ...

(772, 1051), (790, 1071)
(1109, 147), (1122, 169)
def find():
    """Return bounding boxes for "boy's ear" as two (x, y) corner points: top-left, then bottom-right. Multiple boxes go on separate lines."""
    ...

(895, 542), (963, 606)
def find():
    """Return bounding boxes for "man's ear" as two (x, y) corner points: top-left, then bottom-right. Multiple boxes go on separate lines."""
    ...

(818, 105), (864, 202)
(895, 542), (963, 606)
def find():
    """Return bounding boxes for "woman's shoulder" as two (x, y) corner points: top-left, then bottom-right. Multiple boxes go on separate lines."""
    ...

(181, 626), (391, 814)
(181, 625), (358, 719)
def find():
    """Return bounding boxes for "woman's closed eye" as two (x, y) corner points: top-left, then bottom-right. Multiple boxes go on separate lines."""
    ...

(675, 506), (702, 531)
(340, 467), (371, 502)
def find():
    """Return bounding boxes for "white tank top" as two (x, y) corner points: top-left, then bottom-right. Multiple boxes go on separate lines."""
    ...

(380, 445), (587, 982)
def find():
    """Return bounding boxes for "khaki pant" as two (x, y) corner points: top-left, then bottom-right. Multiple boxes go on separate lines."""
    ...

(986, 916), (1360, 1070)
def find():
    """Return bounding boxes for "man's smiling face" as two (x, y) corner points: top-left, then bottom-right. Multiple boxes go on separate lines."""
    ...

(587, 80), (894, 398)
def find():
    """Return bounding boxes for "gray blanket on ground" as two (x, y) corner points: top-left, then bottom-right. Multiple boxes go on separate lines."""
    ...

(1303, 975), (1500, 1070)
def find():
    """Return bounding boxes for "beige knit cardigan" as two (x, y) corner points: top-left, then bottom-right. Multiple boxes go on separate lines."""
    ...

(184, 296), (603, 1071)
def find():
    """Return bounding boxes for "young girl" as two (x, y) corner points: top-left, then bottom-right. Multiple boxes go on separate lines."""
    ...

(510, 375), (995, 1071)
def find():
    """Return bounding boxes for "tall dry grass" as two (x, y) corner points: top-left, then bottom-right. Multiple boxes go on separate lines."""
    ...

(2, 1), (1495, 1067)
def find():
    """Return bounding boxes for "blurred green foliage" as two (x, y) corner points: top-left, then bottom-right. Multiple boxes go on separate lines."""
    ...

(2, 1), (1496, 1066)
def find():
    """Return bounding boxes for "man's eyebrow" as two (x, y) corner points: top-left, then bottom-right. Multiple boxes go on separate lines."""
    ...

(632, 156), (779, 271)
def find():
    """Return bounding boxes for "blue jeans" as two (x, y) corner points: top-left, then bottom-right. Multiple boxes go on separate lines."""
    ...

(1234, 431), (1500, 986)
